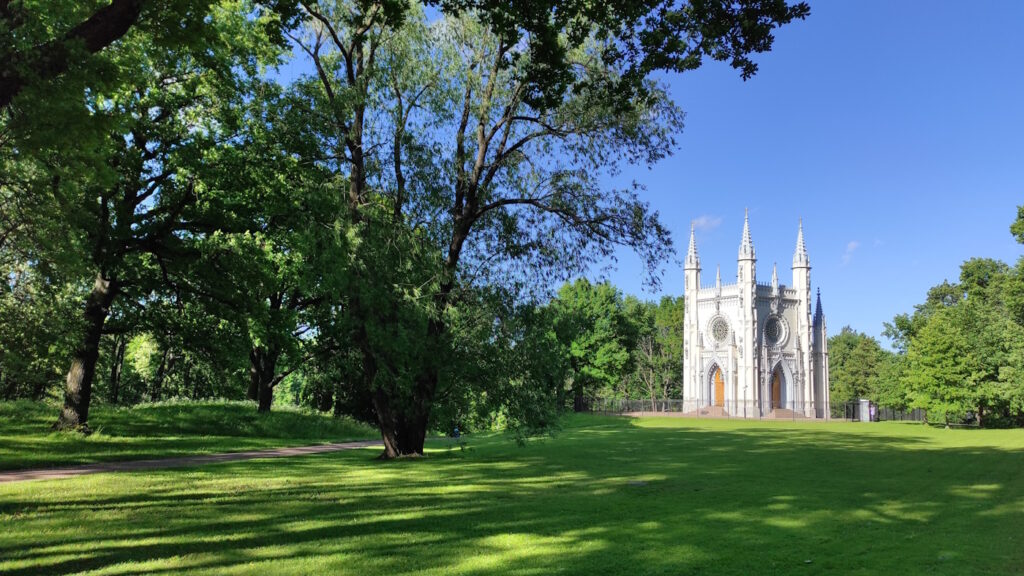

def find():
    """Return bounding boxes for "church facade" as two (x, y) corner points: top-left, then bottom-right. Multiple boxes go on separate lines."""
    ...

(682, 212), (830, 418)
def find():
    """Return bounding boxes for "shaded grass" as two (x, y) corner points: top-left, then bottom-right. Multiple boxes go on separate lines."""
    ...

(0, 400), (378, 471)
(0, 414), (1022, 575)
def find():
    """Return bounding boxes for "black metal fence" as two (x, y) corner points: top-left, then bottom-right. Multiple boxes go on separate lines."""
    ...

(582, 397), (927, 422)
(833, 402), (926, 422)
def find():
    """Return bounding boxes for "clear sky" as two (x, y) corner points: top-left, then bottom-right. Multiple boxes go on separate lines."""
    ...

(602, 0), (1024, 343)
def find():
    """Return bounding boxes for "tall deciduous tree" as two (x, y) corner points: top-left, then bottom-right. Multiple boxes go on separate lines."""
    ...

(828, 327), (889, 404)
(552, 280), (637, 409)
(5, 2), (286, 430)
(294, 0), (809, 456)
(627, 296), (684, 409)
(198, 82), (351, 413)
(903, 306), (972, 426)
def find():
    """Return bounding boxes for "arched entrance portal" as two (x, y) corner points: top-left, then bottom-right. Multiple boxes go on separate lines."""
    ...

(771, 367), (782, 409)
(713, 366), (725, 407)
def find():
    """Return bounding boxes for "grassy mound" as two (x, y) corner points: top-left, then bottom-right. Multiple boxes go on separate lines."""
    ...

(0, 414), (1022, 575)
(0, 400), (378, 471)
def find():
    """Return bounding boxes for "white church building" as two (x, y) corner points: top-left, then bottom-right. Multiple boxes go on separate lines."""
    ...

(682, 211), (830, 418)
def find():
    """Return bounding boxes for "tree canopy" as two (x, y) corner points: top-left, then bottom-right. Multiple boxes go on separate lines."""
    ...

(2, 0), (822, 450)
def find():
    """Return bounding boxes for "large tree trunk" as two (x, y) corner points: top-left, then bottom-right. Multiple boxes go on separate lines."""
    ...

(250, 346), (279, 413)
(373, 388), (431, 458)
(257, 379), (274, 412)
(56, 273), (118, 431)
(357, 308), (436, 458)
(373, 315), (443, 458)
(573, 392), (585, 412)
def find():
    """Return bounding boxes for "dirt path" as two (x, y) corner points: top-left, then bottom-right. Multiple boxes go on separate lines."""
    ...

(0, 440), (383, 484)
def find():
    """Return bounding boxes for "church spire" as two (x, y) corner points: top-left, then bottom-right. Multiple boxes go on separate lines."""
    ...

(685, 222), (700, 269)
(738, 208), (755, 260)
(716, 265), (722, 288)
(793, 218), (809, 268)
(771, 262), (779, 291)
(813, 288), (824, 326)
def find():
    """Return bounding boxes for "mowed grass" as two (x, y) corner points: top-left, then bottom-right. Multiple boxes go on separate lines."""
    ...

(1, 415), (1023, 575)
(0, 401), (377, 471)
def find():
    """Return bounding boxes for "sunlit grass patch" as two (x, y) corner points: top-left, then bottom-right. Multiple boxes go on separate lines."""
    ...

(0, 400), (377, 471)
(0, 414), (1022, 575)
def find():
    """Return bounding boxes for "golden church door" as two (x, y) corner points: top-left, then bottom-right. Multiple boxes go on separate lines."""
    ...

(771, 370), (781, 409)
(713, 368), (725, 407)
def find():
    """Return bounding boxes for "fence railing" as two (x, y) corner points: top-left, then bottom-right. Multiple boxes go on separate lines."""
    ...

(582, 397), (927, 422)
(832, 402), (927, 423)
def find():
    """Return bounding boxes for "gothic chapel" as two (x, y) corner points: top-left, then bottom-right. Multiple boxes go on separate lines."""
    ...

(682, 211), (830, 418)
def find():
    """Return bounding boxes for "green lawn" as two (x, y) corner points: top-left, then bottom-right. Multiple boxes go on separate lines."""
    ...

(1, 414), (1022, 575)
(0, 400), (377, 471)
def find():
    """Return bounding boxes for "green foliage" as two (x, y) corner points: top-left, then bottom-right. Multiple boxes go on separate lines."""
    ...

(621, 295), (684, 406)
(871, 351), (908, 409)
(1011, 204), (1024, 244)
(431, 289), (566, 438)
(889, 239), (1024, 426)
(883, 280), (963, 354)
(186, 77), (354, 410)
(0, 269), (83, 400)
(124, 333), (161, 387)
(429, 0), (810, 111)
(2, 0), (292, 418)
(291, 1), (728, 452)
(550, 280), (637, 403)
(902, 306), (974, 423)
(828, 327), (893, 404)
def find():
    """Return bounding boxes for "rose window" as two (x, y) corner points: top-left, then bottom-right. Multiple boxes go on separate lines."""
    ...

(711, 317), (730, 343)
(764, 315), (786, 345)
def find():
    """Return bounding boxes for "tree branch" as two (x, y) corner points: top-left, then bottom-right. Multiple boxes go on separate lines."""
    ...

(0, 0), (146, 109)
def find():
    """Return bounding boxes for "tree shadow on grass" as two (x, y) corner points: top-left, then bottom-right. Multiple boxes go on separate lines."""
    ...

(0, 417), (1022, 575)
(0, 401), (377, 471)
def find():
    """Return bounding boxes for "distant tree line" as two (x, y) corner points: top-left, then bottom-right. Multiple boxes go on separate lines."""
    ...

(546, 279), (685, 409)
(824, 213), (1024, 427)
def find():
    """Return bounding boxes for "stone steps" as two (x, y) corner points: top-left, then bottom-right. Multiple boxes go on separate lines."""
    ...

(765, 408), (807, 419)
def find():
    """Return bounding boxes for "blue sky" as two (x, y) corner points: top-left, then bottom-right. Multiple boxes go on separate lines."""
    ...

(603, 0), (1024, 342)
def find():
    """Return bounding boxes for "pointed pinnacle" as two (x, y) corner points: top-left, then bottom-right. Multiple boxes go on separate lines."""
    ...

(793, 218), (809, 267)
(739, 208), (755, 259)
(686, 221), (700, 269)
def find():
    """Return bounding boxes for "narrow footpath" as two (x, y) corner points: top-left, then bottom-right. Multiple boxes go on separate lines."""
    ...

(0, 440), (383, 484)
